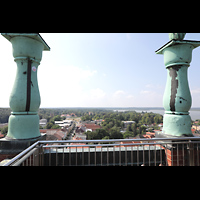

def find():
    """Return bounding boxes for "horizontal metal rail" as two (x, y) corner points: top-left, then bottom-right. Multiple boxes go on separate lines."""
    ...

(4, 141), (40, 166)
(38, 137), (200, 144)
(12, 148), (38, 166)
(42, 140), (197, 149)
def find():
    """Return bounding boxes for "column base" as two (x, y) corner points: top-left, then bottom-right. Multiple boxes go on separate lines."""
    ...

(0, 133), (46, 164)
(7, 114), (41, 140)
(162, 113), (193, 137)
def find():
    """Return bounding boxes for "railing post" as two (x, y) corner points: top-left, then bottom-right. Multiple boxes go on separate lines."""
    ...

(189, 142), (194, 166)
(33, 148), (39, 166)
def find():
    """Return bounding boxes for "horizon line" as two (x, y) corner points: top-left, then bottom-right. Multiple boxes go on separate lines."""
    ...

(1, 106), (200, 109)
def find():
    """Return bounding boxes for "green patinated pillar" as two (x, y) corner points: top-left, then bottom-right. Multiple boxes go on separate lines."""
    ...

(1, 33), (50, 140)
(156, 33), (200, 137)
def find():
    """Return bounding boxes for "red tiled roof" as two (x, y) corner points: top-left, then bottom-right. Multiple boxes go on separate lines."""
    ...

(40, 129), (47, 133)
(73, 136), (83, 140)
(42, 129), (65, 140)
(84, 124), (101, 131)
(191, 128), (196, 133)
(70, 143), (87, 149)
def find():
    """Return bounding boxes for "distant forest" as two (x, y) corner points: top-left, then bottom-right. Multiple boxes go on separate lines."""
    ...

(0, 108), (11, 123)
(0, 107), (114, 124)
(0, 107), (164, 124)
(0, 107), (199, 124)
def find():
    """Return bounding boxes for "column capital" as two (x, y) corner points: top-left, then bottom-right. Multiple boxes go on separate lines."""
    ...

(1, 33), (50, 51)
(156, 40), (200, 68)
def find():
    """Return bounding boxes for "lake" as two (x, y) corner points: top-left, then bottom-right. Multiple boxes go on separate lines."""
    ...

(113, 108), (200, 121)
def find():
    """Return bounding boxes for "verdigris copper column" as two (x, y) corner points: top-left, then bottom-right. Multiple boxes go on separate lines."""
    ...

(156, 33), (200, 137)
(1, 33), (50, 139)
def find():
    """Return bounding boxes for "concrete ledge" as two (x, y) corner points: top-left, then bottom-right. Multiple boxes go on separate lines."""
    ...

(0, 134), (46, 161)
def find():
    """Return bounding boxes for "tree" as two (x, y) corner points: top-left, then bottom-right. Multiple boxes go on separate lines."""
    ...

(61, 116), (66, 120)
(86, 131), (99, 140)
(95, 129), (109, 139)
(53, 115), (62, 121)
(123, 131), (133, 139)
(0, 108), (11, 123)
(145, 117), (151, 125)
(102, 136), (110, 140)
(142, 116), (146, 124)
(121, 122), (124, 128)
(154, 114), (163, 124)
(109, 127), (123, 139)
(81, 114), (92, 121)
(1, 126), (8, 136)
(132, 123), (137, 137)
(127, 124), (132, 132)
(140, 125), (147, 134)
(51, 124), (61, 129)
(45, 122), (54, 129)
(148, 128), (154, 132)
(154, 115), (159, 124)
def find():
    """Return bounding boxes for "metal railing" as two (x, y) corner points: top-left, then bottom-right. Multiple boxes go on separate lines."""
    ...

(3, 137), (200, 166)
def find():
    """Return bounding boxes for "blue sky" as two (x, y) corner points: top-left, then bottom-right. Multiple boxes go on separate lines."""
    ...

(1, 33), (200, 108)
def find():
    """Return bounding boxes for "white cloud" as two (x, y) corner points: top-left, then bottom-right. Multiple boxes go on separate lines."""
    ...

(108, 90), (136, 107)
(38, 65), (98, 107)
(140, 90), (151, 94)
(0, 37), (17, 107)
(79, 88), (107, 107)
(145, 84), (153, 88)
(90, 88), (106, 99)
(191, 88), (200, 94)
(113, 90), (125, 96)
(126, 95), (134, 99)
(137, 89), (163, 107)
(81, 68), (97, 79)
(145, 84), (162, 89)
(55, 65), (97, 82)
